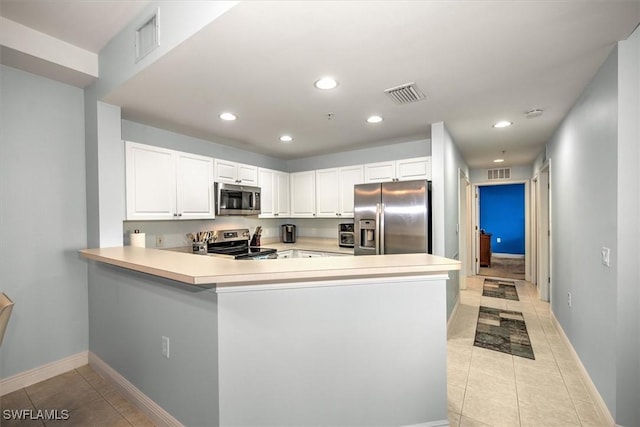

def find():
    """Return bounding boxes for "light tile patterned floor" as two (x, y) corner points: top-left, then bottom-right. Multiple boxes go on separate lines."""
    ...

(448, 276), (610, 427)
(0, 366), (155, 427)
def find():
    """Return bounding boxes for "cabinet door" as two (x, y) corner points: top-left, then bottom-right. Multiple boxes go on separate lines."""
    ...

(290, 171), (316, 217)
(364, 161), (396, 183)
(125, 142), (176, 220)
(297, 250), (324, 258)
(339, 165), (364, 217)
(176, 152), (214, 219)
(315, 168), (340, 217)
(214, 159), (238, 184)
(238, 163), (259, 185)
(396, 157), (431, 181)
(258, 168), (275, 217)
(275, 171), (290, 217)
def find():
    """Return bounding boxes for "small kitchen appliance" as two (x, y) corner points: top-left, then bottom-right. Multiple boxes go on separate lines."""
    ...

(339, 223), (354, 248)
(206, 229), (277, 259)
(282, 224), (296, 243)
(354, 180), (432, 255)
(215, 182), (261, 216)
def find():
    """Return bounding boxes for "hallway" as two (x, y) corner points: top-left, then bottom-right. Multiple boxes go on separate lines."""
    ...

(447, 277), (609, 426)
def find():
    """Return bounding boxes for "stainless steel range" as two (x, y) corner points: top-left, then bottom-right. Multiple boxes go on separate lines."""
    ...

(206, 229), (277, 260)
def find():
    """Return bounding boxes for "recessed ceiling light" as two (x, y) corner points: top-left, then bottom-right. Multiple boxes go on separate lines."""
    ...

(367, 115), (383, 124)
(279, 135), (293, 143)
(493, 158), (505, 163)
(493, 120), (512, 128)
(314, 77), (338, 90)
(219, 112), (237, 121)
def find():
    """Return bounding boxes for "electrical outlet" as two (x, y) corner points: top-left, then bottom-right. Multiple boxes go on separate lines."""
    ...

(567, 292), (572, 307)
(162, 336), (170, 359)
(156, 235), (164, 247)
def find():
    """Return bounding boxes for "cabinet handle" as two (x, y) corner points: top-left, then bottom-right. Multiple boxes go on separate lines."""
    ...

(178, 213), (182, 217)
(173, 213), (178, 217)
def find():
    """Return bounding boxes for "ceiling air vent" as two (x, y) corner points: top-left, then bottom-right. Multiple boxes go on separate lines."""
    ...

(135, 9), (160, 62)
(384, 82), (426, 105)
(488, 168), (511, 180)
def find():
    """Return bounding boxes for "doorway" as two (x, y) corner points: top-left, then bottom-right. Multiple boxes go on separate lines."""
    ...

(474, 182), (529, 280)
(534, 162), (551, 301)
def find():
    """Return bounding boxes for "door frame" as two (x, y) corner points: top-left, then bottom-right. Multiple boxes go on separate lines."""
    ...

(534, 160), (552, 302)
(471, 179), (531, 281)
(458, 169), (472, 289)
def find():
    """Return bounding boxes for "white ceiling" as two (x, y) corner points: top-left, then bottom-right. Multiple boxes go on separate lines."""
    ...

(2, 1), (639, 168)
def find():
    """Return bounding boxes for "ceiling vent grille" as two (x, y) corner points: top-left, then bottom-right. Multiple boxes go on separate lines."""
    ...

(135, 9), (160, 62)
(488, 168), (511, 180)
(384, 82), (426, 105)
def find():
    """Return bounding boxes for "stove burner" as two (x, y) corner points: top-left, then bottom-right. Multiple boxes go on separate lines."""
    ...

(205, 228), (277, 260)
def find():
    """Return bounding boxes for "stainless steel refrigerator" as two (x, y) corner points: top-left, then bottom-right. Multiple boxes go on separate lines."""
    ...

(354, 180), (432, 255)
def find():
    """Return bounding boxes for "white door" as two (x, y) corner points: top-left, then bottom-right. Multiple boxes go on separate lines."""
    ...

(214, 159), (238, 184)
(125, 142), (176, 220)
(237, 163), (258, 185)
(537, 164), (551, 302)
(290, 171), (316, 217)
(316, 168), (340, 217)
(339, 165), (364, 217)
(258, 168), (275, 217)
(275, 171), (290, 217)
(176, 152), (214, 219)
(396, 157), (431, 181)
(364, 161), (396, 183)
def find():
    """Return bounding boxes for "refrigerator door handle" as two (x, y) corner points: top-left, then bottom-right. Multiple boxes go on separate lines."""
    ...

(379, 203), (385, 255)
(375, 203), (381, 255)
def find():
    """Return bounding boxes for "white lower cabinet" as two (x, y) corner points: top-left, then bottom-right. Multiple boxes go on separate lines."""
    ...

(125, 141), (214, 220)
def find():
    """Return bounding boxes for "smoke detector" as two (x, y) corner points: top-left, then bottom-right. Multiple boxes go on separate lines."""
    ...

(384, 82), (426, 105)
(525, 109), (544, 119)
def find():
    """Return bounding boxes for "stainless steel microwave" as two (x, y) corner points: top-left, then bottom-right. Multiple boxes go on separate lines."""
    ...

(215, 182), (261, 216)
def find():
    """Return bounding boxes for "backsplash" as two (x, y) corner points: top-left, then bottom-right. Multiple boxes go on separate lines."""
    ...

(123, 217), (352, 248)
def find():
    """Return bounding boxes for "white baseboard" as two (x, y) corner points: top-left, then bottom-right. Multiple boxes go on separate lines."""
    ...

(551, 313), (615, 427)
(403, 420), (449, 427)
(88, 352), (183, 427)
(0, 351), (88, 396)
(492, 253), (525, 259)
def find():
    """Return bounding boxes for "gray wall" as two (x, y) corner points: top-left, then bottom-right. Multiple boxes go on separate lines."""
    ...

(0, 66), (88, 378)
(615, 25), (640, 426)
(286, 138), (430, 172)
(88, 263), (219, 426)
(431, 122), (469, 318)
(546, 47), (618, 413)
(539, 41), (640, 423)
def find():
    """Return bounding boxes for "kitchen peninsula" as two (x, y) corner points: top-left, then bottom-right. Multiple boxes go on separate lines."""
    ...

(81, 247), (460, 426)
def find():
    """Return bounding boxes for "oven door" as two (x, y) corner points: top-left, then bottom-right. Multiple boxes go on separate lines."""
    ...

(215, 182), (261, 216)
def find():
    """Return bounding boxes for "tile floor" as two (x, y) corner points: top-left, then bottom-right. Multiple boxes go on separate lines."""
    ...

(448, 276), (610, 427)
(0, 365), (155, 426)
(1, 277), (610, 427)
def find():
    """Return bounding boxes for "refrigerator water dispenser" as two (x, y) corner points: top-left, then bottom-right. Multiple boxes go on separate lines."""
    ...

(359, 220), (376, 249)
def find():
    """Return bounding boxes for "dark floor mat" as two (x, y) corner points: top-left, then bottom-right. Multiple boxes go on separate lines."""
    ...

(474, 305), (534, 359)
(482, 278), (519, 301)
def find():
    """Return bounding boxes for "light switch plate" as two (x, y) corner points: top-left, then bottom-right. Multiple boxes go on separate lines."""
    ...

(601, 247), (611, 267)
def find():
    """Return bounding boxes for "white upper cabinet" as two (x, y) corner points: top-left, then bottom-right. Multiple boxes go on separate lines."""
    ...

(339, 165), (364, 217)
(315, 166), (364, 218)
(396, 157), (432, 181)
(176, 152), (215, 219)
(214, 159), (258, 185)
(364, 156), (431, 183)
(125, 141), (214, 220)
(290, 170), (316, 217)
(258, 168), (290, 218)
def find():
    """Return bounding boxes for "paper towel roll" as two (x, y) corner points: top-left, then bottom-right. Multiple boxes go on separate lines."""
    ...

(130, 232), (146, 247)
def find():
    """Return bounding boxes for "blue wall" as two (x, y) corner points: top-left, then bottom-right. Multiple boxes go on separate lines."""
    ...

(479, 184), (525, 255)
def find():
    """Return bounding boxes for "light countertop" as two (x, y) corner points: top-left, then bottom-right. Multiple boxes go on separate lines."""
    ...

(80, 245), (460, 288)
